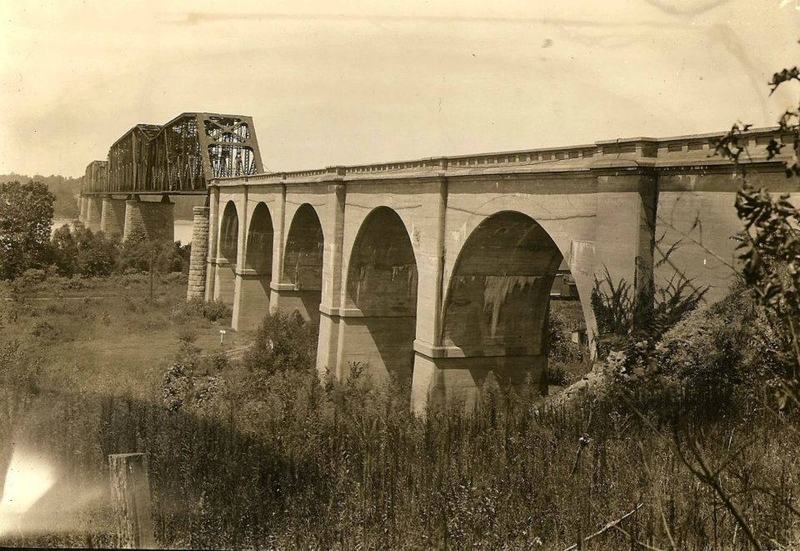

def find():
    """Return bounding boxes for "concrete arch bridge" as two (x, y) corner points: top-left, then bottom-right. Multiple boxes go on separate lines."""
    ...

(189, 127), (795, 412)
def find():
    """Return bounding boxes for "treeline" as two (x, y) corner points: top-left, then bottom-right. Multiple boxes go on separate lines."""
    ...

(49, 222), (191, 278)
(0, 173), (206, 221)
(0, 180), (189, 280)
(1, 172), (81, 218)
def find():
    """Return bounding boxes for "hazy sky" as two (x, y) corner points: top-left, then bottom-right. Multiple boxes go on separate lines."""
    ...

(1, 0), (799, 177)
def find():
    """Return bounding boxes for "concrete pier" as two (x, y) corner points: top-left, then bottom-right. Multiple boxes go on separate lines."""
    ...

(100, 196), (127, 237)
(123, 195), (174, 242)
(85, 195), (103, 232)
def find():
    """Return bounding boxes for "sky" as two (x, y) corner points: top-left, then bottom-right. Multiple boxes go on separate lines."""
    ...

(0, 0), (799, 177)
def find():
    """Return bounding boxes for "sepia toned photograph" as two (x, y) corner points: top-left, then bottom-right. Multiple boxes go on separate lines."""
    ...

(1, 0), (800, 548)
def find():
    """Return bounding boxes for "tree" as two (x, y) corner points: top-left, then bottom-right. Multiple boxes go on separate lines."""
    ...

(0, 181), (55, 279)
(117, 235), (190, 275)
(50, 223), (79, 276)
(713, 44), (800, 403)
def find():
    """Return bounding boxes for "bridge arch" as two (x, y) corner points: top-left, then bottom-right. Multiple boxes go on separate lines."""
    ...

(441, 210), (586, 393)
(341, 206), (418, 384)
(246, 202), (274, 272)
(214, 200), (239, 307)
(236, 202), (274, 329)
(280, 203), (324, 325)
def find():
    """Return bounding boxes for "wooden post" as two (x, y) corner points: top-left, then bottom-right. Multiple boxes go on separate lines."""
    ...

(109, 453), (156, 549)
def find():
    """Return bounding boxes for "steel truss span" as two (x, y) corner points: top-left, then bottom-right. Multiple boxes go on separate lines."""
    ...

(84, 112), (263, 195)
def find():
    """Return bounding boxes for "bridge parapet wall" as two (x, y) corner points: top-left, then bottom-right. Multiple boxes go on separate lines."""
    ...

(221, 126), (792, 186)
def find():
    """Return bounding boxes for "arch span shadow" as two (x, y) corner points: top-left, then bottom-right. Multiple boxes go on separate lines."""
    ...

(341, 207), (418, 387)
(280, 204), (324, 328)
(438, 210), (590, 398)
(214, 201), (239, 308)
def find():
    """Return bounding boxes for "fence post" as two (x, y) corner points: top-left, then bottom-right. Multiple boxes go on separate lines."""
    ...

(108, 453), (156, 548)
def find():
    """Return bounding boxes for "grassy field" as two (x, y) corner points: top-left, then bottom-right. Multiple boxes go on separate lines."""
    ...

(1, 275), (799, 549)
(0, 274), (247, 399)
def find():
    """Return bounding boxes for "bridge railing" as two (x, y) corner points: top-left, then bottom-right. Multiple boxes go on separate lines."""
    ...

(214, 125), (793, 187)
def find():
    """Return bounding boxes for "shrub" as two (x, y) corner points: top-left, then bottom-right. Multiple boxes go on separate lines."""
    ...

(208, 349), (230, 372)
(50, 223), (79, 276)
(172, 297), (231, 323)
(161, 342), (228, 415)
(176, 325), (199, 344)
(19, 268), (47, 287)
(545, 364), (571, 387)
(545, 304), (587, 387)
(118, 238), (189, 275)
(162, 345), (197, 413)
(201, 299), (231, 322)
(243, 311), (317, 375)
(58, 276), (87, 291)
(72, 226), (119, 277)
(47, 224), (189, 280)
(603, 286), (784, 421)
(592, 267), (708, 363)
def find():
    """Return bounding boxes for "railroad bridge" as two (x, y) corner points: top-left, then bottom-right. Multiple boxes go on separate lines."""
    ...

(79, 116), (796, 411)
(78, 112), (262, 241)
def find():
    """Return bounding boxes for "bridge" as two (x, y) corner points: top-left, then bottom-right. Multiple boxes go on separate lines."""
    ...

(78, 115), (795, 412)
(77, 112), (262, 240)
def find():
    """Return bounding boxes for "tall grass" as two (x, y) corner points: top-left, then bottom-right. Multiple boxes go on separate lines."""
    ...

(2, 286), (800, 549)
(3, 363), (800, 549)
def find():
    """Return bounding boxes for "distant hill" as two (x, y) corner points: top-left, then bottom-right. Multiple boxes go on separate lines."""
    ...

(0, 173), (82, 219)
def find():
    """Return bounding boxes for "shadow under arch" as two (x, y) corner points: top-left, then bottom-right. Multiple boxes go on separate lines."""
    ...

(341, 206), (418, 386)
(441, 210), (589, 394)
(280, 204), (324, 326)
(237, 202), (274, 329)
(215, 201), (239, 308)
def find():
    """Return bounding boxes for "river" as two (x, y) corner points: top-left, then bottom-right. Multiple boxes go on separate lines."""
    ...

(51, 218), (195, 244)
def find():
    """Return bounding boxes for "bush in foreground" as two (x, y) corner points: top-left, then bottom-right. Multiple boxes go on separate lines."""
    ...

(243, 311), (318, 375)
(172, 297), (232, 323)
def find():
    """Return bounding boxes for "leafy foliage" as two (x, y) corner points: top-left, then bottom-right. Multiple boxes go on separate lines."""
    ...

(117, 235), (190, 275)
(545, 303), (589, 386)
(0, 181), (55, 279)
(48, 222), (191, 279)
(0, 172), (81, 218)
(591, 266), (707, 352)
(591, 267), (633, 338)
(50, 221), (119, 277)
(243, 311), (317, 376)
(711, 46), (800, 407)
(173, 297), (232, 323)
(605, 287), (785, 421)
